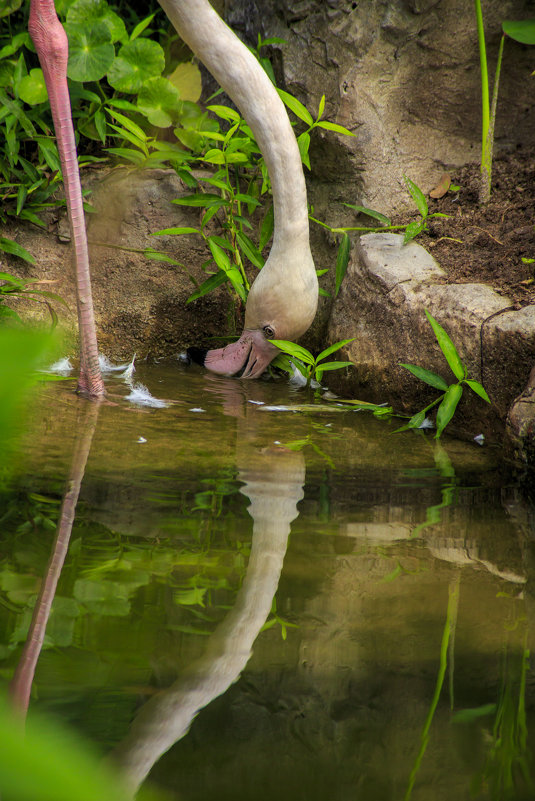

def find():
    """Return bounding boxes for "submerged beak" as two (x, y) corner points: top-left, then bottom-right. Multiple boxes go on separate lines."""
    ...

(198, 330), (280, 379)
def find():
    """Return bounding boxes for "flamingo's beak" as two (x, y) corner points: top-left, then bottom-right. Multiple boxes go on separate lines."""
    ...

(188, 330), (279, 379)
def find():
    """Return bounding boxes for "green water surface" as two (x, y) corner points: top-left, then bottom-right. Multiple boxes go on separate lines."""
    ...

(1, 362), (534, 801)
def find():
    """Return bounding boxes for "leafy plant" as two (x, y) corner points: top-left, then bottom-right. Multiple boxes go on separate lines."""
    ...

(474, 5), (535, 203)
(269, 337), (355, 386)
(397, 309), (490, 438)
(0, 270), (67, 327)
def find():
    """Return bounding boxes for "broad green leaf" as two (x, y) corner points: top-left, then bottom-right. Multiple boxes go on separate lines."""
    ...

(392, 410), (427, 433)
(0, 0), (22, 17)
(399, 363), (449, 391)
(65, 22), (114, 82)
(108, 38), (165, 93)
(403, 219), (425, 244)
(153, 226), (200, 236)
(424, 309), (466, 381)
(167, 61), (202, 102)
(234, 193), (261, 207)
(464, 379), (490, 403)
(67, 0), (126, 42)
(403, 175), (428, 218)
(316, 120), (356, 136)
(502, 19), (535, 44)
(344, 203), (391, 225)
(236, 231), (264, 268)
(94, 108), (107, 143)
(18, 68), (47, 105)
(335, 232), (350, 297)
(137, 77), (181, 127)
(268, 339), (315, 365)
(187, 270), (228, 302)
(316, 338), (355, 362)
(297, 132), (311, 169)
(202, 148), (225, 164)
(0, 237), (35, 264)
(435, 383), (463, 438)
(277, 88), (314, 126)
(208, 239), (231, 271)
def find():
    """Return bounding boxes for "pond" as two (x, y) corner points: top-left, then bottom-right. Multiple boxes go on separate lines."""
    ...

(1, 361), (534, 801)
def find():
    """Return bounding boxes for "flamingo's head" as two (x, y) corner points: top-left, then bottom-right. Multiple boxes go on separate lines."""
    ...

(188, 247), (318, 379)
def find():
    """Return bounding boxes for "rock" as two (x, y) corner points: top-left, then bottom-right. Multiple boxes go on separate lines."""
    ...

(328, 232), (535, 444)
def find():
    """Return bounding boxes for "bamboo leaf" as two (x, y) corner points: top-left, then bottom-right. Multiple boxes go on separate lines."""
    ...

(276, 89), (314, 126)
(403, 219), (425, 244)
(464, 379), (490, 403)
(0, 238), (35, 264)
(424, 309), (466, 381)
(316, 120), (355, 136)
(344, 203), (391, 225)
(334, 232), (350, 297)
(236, 232), (264, 268)
(187, 270), (228, 302)
(399, 363), (449, 391)
(316, 338), (355, 362)
(403, 175), (428, 218)
(435, 383), (463, 438)
(268, 339), (315, 365)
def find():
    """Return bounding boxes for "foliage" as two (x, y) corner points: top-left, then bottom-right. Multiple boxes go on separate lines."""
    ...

(397, 309), (490, 438)
(152, 49), (355, 308)
(474, 4), (535, 203)
(0, 270), (67, 327)
(270, 337), (355, 386)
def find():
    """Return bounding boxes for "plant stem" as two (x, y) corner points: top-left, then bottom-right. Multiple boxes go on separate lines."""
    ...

(480, 33), (505, 204)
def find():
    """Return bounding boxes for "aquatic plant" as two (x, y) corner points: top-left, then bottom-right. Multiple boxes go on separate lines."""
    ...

(397, 309), (490, 438)
(474, 5), (535, 204)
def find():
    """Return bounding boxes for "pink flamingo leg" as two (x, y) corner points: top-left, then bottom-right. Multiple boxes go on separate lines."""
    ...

(29, 0), (105, 398)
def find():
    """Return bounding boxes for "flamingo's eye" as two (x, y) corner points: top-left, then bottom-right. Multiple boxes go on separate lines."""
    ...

(263, 325), (275, 338)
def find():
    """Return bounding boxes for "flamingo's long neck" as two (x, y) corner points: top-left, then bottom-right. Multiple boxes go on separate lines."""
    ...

(158, 0), (311, 258)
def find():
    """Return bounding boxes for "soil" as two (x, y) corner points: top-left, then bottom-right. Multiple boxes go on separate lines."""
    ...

(393, 147), (535, 308)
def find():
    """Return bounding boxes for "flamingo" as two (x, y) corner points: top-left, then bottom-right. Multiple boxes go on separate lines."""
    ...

(29, 0), (318, 384)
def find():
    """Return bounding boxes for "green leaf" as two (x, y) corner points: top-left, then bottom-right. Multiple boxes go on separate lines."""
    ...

(435, 383), (463, 438)
(399, 363), (449, 390)
(152, 226), (200, 236)
(315, 360), (354, 372)
(424, 309), (466, 381)
(105, 146), (145, 165)
(403, 175), (428, 218)
(130, 13), (156, 42)
(259, 205), (274, 251)
(137, 77), (181, 127)
(207, 104), (241, 123)
(393, 410), (427, 433)
(187, 270), (228, 302)
(0, 237), (35, 264)
(67, 0), (126, 42)
(108, 123), (148, 155)
(502, 20), (535, 45)
(297, 131), (311, 169)
(18, 68), (48, 105)
(403, 219), (425, 244)
(236, 231), (264, 268)
(316, 338), (355, 362)
(344, 203), (391, 225)
(173, 193), (227, 208)
(108, 38), (165, 93)
(335, 232), (350, 297)
(268, 339), (315, 365)
(317, 94), (326, 120)
(65, 22), (114, 82)
(464, 379), (490, 403)
(316, 120), (356, 136)
(277, 88), (314, 126)
(106, 109), (147, 142)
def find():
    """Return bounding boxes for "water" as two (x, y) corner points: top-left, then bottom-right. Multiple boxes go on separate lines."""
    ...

(1, 361), (534, 800)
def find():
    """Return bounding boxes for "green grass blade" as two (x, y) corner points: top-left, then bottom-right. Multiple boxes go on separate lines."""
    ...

(399, 362), (449, 391)
(435, 383), (463, 438)
(316, 338), (355, 362)
(403, 176), (428, 218)
(424, 309), (466, 381)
